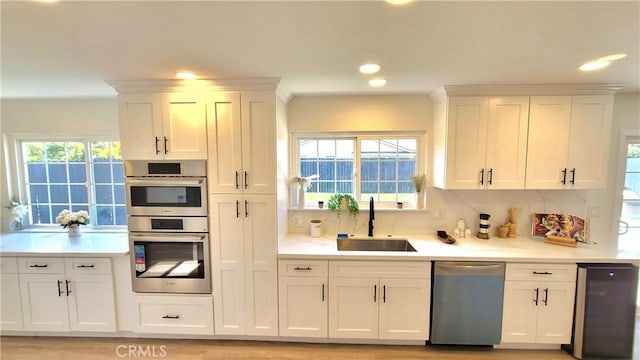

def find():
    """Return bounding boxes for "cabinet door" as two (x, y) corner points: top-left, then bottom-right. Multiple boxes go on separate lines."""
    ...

(525, 96), (572, 189)
(567, 95), (613, 189)
(67, 274), (117, 332)
(209, 194), (246, 335)
(535, 281), (576, 344)
(485, 97), (529, 189)
(278, 276), (327, 337)
(207, 92), (243, 193)
(0, 273), (23, 331)
(20, 274), (69, 332)
(241, 91), (276, 194)
(378, 278), (430, 340)
(118, 93), (164, 160)
(243, 194), (278, 336)
(328, 277), (379, 339)
(445, 97), (489, 189)
(501, 280), (539, 343)
(162, 92), (207, 159)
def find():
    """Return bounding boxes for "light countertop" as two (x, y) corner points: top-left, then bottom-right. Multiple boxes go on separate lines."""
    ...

(0, 231), (129, 257)
(279, 234), (640, 263)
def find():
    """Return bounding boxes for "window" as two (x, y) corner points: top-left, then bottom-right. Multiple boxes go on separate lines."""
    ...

(20, 140), (126, 227)
(296, 134), (422, 206)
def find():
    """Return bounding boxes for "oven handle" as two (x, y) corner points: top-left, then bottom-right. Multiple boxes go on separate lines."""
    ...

(130, 234), (206, 242)
(126, 178), (204, 186)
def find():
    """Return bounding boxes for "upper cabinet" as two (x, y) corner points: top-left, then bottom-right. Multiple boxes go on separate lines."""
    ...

(433, 96), (529, 189)
(526, 95), (613, 189)
(431, 85), (618, 190)
(207, 91), (276, 194)
(118, 92), (207, 160)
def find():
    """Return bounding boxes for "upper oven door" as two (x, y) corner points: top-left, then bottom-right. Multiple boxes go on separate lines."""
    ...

(126, 177), (207, 216)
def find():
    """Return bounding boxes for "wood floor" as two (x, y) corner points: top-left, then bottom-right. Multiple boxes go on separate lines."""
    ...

(0, 336), (578, 360)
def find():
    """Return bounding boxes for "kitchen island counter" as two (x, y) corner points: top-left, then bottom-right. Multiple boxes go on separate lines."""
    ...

(0, 231), (129, 256)
(279, 234), (640, 264)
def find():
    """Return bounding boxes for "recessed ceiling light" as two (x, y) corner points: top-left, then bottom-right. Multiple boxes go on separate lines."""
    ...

(579, 60), (610, 72)
(368, 78), (387, 87)
(176, 72), (199, 79)
(579, 53), (627, 72)
(359, 63), (381, 74)
(599, 53), (627, 62)
(385, 0), (414, 5)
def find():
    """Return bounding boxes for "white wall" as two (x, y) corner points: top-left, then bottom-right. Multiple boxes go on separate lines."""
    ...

(1, 98), (119, 231)
(287, 93), (640, 249)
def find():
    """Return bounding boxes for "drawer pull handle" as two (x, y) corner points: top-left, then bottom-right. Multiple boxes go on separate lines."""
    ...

(77, 264), (95, 269)
(543, 288), (549, 306)
(322, 284), (325, 302)
(293, 266), (312, 271)
(29, 264), (48, 268)
(162, 315), (180, 319)
(532, 271), (553, 275)
(533, 288), (539, 305)
(65, 280), (72, 296)
(57, 280), (64, 297)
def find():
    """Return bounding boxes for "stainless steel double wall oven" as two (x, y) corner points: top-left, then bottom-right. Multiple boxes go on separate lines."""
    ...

(125, 160), (210, 294)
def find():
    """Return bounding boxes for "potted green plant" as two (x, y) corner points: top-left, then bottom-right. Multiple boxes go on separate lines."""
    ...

(327, 193), (359, 216)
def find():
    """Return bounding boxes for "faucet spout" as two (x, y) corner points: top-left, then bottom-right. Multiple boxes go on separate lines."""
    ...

(368, 196), (375, 237)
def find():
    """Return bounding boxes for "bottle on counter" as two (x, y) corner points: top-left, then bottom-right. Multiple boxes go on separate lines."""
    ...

(456, 218), (466, 237)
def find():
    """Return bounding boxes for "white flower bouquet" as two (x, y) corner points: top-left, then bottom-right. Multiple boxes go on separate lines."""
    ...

(55, 209), (89, 229)
(6, 200), (28, 220)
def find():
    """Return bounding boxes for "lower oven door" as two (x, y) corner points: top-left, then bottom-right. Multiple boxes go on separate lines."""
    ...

(130, 232), (211, 294)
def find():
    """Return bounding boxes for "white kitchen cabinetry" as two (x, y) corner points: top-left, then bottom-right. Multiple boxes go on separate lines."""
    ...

(432, 95), (529, 189)
(118, 92), (207, 160)
(18, 257), (117, 332)
(501, 263), (577, 344)
(207, 91), (276, 194)
(210, 194), (278, 336)
(328, 261), (431, 340)
(1, 257), (23, 331)
(278, 260), (328, 338)
(132, 294), (214, 335)
(526, 95), (613, 189)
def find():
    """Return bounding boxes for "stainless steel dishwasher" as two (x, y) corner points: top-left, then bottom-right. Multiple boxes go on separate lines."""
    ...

(430, 261), (505, 345)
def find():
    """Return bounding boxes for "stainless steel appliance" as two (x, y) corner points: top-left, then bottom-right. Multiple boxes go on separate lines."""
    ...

(129, 216), (211, 294)
(567, 263), (637, 359)
(430, 261), (505, 345)
(125, 160), (207, 217)
(126, 159), (210, 294)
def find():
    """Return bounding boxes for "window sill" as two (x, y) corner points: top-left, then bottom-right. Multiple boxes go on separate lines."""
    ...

(7, 227), (127, 234)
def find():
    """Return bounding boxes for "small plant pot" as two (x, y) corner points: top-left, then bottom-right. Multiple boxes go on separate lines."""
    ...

(397, 202), (403, 209)
(318, 201), (324, 209)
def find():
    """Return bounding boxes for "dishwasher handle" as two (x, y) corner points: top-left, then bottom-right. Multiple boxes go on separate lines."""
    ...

(435, 262), (505, 276)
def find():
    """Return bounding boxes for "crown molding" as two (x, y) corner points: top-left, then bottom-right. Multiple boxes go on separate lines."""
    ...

(430, 83), (625, 98)
(106, 78), (282, 94)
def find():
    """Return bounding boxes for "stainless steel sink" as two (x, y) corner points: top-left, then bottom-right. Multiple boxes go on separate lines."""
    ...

(336, 238), (416, 252)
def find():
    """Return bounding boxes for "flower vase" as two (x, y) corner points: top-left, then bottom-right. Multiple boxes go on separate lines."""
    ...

(416, 191), (424, 209)
(68, 224), (80, 238)
(298, 187), (305, 209)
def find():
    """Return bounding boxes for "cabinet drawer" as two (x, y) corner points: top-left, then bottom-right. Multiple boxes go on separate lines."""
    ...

(18, 257), (65, 274)
(330, 261), (431, 279)
(505, 263), (576, 282)
(65, 258), (112, 275)
(279, 260), (328, 277)
(0, 257), (18, 274)
(134, 295), (214, 335)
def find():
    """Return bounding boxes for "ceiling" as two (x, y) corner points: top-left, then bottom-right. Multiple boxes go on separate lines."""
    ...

(1, 1), (639, 99)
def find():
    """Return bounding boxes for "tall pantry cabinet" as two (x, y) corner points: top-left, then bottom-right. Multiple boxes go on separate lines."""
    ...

(207, 84), (287, 336)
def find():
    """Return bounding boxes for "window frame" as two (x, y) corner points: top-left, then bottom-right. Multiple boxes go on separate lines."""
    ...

(291, 131), (426, 208)
(7, 134), (127, 229)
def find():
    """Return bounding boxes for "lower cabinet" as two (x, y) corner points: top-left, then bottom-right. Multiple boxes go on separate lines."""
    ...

(501, 263), (577, 344)
(17, 257), (117, 332)
(328, 261), (431, 340)
(1, 258), (23, 331)
(278, 260), (328, 337)
(132, 294), (214, 335)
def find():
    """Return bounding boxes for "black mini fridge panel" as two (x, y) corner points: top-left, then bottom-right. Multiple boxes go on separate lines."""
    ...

(572, 263), (638, 359)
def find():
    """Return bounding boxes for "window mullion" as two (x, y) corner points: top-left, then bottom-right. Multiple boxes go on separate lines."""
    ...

(85, 141), (96, 226)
